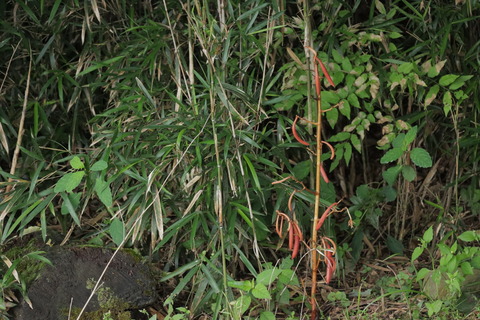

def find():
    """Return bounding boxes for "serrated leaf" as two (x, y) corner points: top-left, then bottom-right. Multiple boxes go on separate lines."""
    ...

(424, 85), (440, 107)
(391, 134), (406, 149)
(402, 165), (416, 182)
(90, 160), (108, 171)
(54, 171), (85, 193)
(443, 91), (452, 116)
(256, 269), (282, 286)
(251, 283), (271, 300)
(382, 165), (402, 185)
(109, 218), (125, 246)
(412, 246), (425, 262)
(380, 147), (403, 164)
(95, 178), (113, 207)
(410, 148), (433, 168)
(439, 74), (459, 86)
(70, 156), (84, 169)
(382, 186), (397, 202)
(403, 126), (417, 147)
(350, 134), (361, 152)
(458, 231), (478, 242)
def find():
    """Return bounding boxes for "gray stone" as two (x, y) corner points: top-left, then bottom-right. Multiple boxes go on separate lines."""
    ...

(13, 247), (157, 320)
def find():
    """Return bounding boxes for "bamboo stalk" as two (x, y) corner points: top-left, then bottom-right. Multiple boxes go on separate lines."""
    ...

(310, 61), (322, 320)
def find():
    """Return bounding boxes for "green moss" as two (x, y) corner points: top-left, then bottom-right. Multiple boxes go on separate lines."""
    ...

(64, 278), (133, 320)
(0, 239), (47, 285)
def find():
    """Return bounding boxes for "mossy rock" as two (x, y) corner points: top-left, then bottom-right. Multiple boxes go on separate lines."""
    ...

(13, 246), (157, 320)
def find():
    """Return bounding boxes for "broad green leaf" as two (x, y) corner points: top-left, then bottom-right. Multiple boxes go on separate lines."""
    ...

(256, 268), (282, 286)
(341, 57), (353, 72)
(322, 91), (340, 106)
(411, 246), (424, 262)
(427, 60), (446, 77)
(332, 49), (342, 63)
(292, 160), (311, 180)
(410, 148), (433, 168)
(347, 93), (360, 108)
(70, 156), (84, 169)
(232, 295), (251, 316)
(449, 75), (473, 90)
(339, 100), (351, 119)
(439, 74), (459, 86)
(251, 283), (271, 300)
(423, 226), (434, 243)
(382, 186), (397, 202)
(404, 126), (417, 147)
(398, 62), (413, 74)
(392, 133), (406, 149)
(259, 311), (275, 320)
(228, 280), (254, 292)
(326, 107), (338, 128)
(386, 235), (404, 254)
(461, 262), (474, 275)
(54, 171), (85, 193)
(278, 269), (300, 286)
(458, 231), (478, 242)
(109, 218), (125, 246)
(401, 165), (416, 182)
(426, 300), (443, 316)
(443, 91), (452, 116)
(350, 134), (361, 152)
(375, 0), (386, 14)
(90, 160), (108, 171)
(416, 267), (431, 280)
(382, 165), (402, 185)
(61, 192), (81, 215)
(389, 31), (402, 39)
(94, 178), (113, 207)
(329, 132), (350, 142)
(380, 147), (403, 164)
(424, 85), (439, 107)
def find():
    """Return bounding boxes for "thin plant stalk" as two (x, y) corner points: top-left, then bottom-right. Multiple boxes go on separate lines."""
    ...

(310, 61), (323, 320)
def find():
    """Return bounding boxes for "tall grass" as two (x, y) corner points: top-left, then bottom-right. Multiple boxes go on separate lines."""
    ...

(1, 0), (479, 318)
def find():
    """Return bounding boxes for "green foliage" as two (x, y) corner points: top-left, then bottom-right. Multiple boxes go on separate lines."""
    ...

(412, 227), (480, 315)
(0, 0), (479, 318)
(227, 259), (300, 319)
